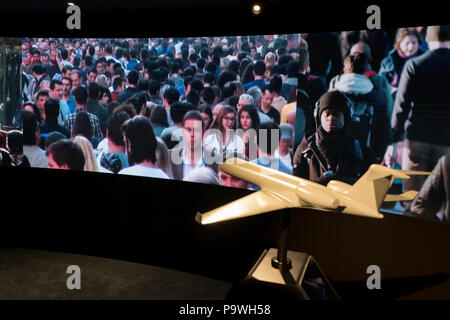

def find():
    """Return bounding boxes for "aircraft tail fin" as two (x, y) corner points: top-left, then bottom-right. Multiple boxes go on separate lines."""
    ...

(348, 164), (435, 211)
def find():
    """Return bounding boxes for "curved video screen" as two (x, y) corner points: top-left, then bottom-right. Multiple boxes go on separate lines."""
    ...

(14, 35), (301, 185)
(294, 27), (449, 224)
(1, 26), (448, 225)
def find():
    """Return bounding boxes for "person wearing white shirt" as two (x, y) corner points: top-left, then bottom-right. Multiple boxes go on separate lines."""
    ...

(118, 116), (169, 179)
(96, 137), (109, 163)
(204, 105), (245, 157)
(269, 75), (288, 114)
(96, 110), (131, 173)
(204, 132), (245, 156)
(22, 110), (48, 168)
(119, 164), (169, 179)
(252, 121), (292, 176)
(182, 147), (205, 180)
(274, 123), (295, 172)
(169, 110), (218, 180)
(104, 45), (121, 64)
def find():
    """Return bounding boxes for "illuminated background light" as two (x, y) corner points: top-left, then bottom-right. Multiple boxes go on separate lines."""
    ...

(252, 3), (262, 15)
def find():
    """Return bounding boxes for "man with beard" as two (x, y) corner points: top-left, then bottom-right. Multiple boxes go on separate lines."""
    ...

(44, 50), (64, 79)
(71, 69), (83, 91)
(34, 89), (50, 121)
(49, 79), (71, 126)
(86, 68), (97, 88)
(292, 90), (363, 185)
(118, 116), (170, 179)
(61, 76), (76, 114)
(25, 48), (42, 75)
(28, 64), (50, 101)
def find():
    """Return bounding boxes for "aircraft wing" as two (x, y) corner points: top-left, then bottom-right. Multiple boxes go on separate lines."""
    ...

(195, 189), (299, 225)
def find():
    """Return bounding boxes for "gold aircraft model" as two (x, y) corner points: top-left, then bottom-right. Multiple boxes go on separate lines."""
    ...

(196, 158), (434, 225)
(195, 158), (435, 300)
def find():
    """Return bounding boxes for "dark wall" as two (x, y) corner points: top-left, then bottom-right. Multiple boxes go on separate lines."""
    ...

(2, 1), (449, 37)
(3, 166), (450, 298)
(1, 166), (280, 283)
(288, 209), (450, 299)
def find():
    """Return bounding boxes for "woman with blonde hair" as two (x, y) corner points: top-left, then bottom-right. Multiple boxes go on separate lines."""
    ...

(155, 137), (173, 179)
(264, 51), (277, 67)
(72, 135), (100, 172)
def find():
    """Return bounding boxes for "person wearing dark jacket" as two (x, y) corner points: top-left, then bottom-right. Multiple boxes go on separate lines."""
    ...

(117, 70), (140, 103)
(86, 82), (108, 136)
(301, 33), (343, 87)
(297, 48), (327, 105)
(329, 45), (393, 165)
(387, 25), (450, 193)
(379, 28), (425, 89)
(341, 30), (389, 72)
(5, 130), (30, 167)
(294, 48), (326, 144)
(404, 155), (450, 224)
(39, 98), (71, 149)
(292, 90), (363, 185)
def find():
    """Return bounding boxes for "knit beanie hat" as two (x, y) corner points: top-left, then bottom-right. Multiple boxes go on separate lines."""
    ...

(316, 90), (351, 123)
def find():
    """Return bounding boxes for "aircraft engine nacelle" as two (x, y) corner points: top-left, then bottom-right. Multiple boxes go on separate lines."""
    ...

(327, 180), (351, 195)
(295, 182), (340, 209)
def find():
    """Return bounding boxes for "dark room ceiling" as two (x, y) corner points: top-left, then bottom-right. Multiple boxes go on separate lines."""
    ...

(2, 0), (283, 12)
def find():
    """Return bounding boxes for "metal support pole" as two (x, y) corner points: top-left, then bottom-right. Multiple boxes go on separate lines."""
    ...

(271, 209), (292, 270)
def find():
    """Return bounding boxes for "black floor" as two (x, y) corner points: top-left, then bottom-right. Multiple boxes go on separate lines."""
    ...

(0, 248), (231, 299)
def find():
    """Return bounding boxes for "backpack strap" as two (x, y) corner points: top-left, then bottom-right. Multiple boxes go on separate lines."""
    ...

(329, 75), (341, 90)
(353, 139), (363, 160)
(303, 134), (331, 173)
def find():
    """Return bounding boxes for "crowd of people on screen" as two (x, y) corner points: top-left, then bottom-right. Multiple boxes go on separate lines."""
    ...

(1, 27), (448, 222)
(11, 35), (301, 185)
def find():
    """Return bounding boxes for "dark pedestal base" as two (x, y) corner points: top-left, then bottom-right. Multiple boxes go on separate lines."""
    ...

(227, 248), (340, 300)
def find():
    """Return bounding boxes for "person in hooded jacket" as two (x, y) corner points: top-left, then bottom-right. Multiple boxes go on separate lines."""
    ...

(292, 90), (363, 186)
(329, 47), (393, 164)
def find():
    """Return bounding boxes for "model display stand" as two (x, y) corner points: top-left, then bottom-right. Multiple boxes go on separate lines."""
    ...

(231, 210), (340, 300)
(196, 158), (434, 300)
